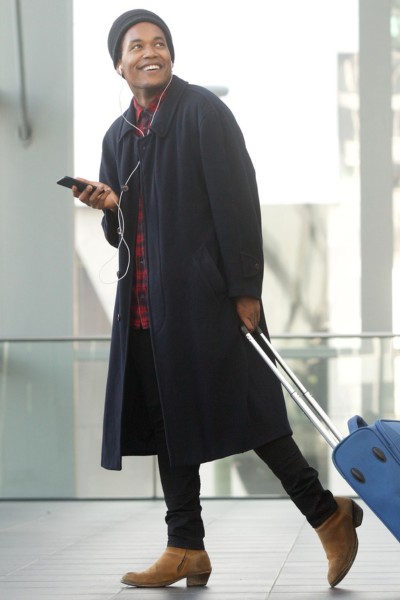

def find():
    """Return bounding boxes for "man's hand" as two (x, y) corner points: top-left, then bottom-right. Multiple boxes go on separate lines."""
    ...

(235, 296), (260, 332)
(72, 177), (119, 213)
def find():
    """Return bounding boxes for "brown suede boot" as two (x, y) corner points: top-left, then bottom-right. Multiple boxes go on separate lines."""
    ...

(315, 496), (363, 587)
(121, 547), (212, 587)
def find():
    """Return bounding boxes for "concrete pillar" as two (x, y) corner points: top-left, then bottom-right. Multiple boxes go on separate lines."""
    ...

(0, 0), (74, 338)
(359, 0), (393, 333)
(0, 0), (75, 497)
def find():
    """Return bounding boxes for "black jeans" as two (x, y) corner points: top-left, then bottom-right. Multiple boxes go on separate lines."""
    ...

(128, 329), (337, 550)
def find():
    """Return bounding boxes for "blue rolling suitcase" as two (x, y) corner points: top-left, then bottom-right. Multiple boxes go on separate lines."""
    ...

(242, 326), (400, 542)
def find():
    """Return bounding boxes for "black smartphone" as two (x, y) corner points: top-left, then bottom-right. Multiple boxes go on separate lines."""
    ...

(57, 176), (97, 193)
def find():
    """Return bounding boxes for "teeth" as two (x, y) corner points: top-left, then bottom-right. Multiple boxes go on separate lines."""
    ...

(144, 65), (160, 71)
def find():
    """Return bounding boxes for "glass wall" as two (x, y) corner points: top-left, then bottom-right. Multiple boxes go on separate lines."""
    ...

(1, 334), (398, 499)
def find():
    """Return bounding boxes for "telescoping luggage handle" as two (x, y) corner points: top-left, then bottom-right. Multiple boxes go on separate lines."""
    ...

(241, 326), (343, 449)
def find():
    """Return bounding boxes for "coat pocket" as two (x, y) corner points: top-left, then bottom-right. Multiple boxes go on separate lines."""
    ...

(193, 245), (227, 296)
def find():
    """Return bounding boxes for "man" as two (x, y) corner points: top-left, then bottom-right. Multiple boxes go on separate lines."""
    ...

(74, 8), (363, 589)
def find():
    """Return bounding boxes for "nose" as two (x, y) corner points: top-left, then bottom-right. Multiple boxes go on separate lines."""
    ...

(142, 44), (157, 58)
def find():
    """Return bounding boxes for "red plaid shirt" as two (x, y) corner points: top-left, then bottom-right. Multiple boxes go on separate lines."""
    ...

(130, 93), (166, 329)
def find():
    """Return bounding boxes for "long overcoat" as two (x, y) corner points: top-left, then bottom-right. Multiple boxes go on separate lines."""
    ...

(99, 75), (291, 470)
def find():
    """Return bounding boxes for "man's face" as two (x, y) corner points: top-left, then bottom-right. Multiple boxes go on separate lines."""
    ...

(117, 22), (172, 97)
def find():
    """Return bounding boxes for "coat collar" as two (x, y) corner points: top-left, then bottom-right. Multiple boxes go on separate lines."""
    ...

(118, 75), (188, 142)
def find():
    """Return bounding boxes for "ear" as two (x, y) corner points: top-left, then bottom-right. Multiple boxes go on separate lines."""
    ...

(116, 62), (124, 77)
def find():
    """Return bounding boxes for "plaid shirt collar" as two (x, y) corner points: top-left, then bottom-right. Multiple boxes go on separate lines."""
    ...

(132, 90), (168, 132)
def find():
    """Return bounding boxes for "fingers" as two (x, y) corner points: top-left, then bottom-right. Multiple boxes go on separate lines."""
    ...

(71, 177), (92, 200)
(86, 186), (111, 209)
(235, 297), (260, 332)
(74, 183), (112, 210)
(243, 313), (259, 332)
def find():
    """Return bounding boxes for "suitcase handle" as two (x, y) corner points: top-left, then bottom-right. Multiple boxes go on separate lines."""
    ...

(348, 415), (368, 432)
(241, 325), (343, 449)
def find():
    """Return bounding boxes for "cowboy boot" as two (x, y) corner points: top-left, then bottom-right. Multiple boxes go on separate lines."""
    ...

(121, 546), (212, 587)
(315, 496), (363, 587)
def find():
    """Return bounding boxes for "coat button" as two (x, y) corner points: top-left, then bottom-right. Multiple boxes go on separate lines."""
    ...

(116, 270), (121, 278)
(122, 185), (129, 192)
(254, 263), (261, 271)
(117, 314), (121, 321)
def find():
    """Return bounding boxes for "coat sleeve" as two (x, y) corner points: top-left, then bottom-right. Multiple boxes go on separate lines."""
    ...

(99, 129), (121, 249)
(199, 104), (264, 299)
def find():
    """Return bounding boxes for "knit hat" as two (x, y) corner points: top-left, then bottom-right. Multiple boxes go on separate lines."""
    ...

(108, 9), (175, 68)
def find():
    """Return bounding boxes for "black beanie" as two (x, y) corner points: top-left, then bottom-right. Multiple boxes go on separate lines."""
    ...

(108, 9), (175, 68)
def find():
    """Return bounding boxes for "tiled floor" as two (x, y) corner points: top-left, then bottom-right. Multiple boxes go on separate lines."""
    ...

(0, 497), (399, 599)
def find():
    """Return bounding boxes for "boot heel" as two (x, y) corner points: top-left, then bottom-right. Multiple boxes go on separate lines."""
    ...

(186, 571), (211, 587)
(352, 501), (364, 528)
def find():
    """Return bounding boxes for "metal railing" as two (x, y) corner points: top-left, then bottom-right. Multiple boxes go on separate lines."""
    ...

(0, 333), (399, 500)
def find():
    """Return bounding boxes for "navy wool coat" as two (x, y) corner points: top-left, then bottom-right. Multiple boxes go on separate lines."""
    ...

(100, 75), (291, 470)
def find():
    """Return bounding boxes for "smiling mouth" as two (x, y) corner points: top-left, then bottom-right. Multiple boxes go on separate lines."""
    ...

(142, 64), (161, 72)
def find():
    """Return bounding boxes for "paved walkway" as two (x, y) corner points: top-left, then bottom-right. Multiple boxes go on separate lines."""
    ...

(0, 498), (399, 599)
